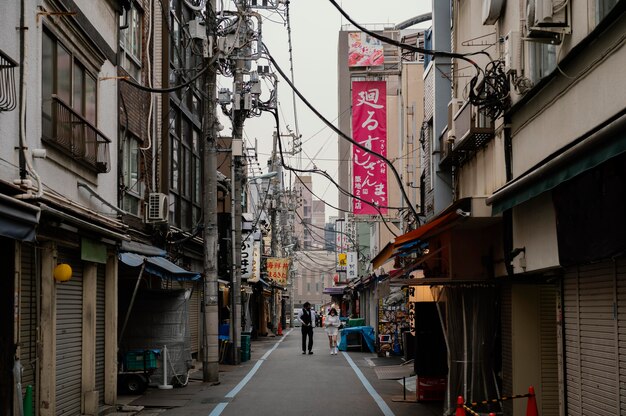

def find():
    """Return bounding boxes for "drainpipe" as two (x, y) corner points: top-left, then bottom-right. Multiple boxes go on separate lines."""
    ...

(502, 117), (514, 277)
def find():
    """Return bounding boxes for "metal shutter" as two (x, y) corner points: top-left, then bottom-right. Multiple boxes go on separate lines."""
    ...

(616, 259), (626, 416)
(500, 283), (513, 416)
(539, 284), (559, 416)
(188, 282), (200, 354)
(95, 264), (105, 404)
(564, 261), (618, 416)
(20, 243), (37, 408)
(55, 251), (83, 416)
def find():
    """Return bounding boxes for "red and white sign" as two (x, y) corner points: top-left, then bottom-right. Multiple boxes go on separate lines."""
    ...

(352, 81), (387, 215)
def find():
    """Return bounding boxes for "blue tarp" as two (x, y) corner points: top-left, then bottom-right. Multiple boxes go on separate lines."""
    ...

(338, 326), (376, 352)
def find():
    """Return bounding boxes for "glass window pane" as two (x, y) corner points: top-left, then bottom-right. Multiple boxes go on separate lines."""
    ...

(184, 147), (191, 197)
(57, 45), (71, 104)
(85, 74), (97, 124)
(194, 155), (201, 204)
(131, 7), (141, 59)
(42, 32), (54, 137)
(73, 62), (84, 114)
(171, 137), (179, 191)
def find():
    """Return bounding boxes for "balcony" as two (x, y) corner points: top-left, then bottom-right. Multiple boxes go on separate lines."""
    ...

(440, 101), (495, 168)
(0, 49), (18, 112)
(43, 95), (111, 173)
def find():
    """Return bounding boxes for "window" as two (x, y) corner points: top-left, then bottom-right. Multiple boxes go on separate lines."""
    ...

(120, 2), (142, 80)
(307, 282), (311, 293)
(529, 43), (557, 84)
(596, 0), (618, 24)
(122, 133), (141, 215)
(169, 104), (202, 229)
(41, 29), (109, 173)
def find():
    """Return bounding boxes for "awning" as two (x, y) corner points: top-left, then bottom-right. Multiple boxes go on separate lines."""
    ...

(372, 210), (460, 270)
(323, 286), (347, 295)
(488, 112), (626, 214)
(0, 194), (40, 242)
(119, 251), (201, 281)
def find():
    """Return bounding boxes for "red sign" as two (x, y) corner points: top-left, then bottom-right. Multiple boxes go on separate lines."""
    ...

(352, 81), (387, 215)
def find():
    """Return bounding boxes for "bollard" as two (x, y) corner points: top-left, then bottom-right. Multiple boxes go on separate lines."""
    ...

(456, 395), (466, 416)
(277, 322), (283, 336)
(526, 385), (538, 416)
(158, 346), (173, 390)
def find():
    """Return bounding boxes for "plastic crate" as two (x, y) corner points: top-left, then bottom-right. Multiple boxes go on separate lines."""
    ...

(416, 376), (446, 401)
(124, 350), (159, 371)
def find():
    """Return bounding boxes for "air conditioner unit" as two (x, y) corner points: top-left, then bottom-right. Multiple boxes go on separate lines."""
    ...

(447, 98), (464, 132)
(525, 0), (569, 43)
(503, 31), (521, 75)
(146, 193), (169, 223)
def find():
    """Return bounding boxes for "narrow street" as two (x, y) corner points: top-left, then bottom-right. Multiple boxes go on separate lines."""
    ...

(119, 329), (442, 416)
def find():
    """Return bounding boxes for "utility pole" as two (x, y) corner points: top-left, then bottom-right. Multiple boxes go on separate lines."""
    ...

(202, 0), (219, 383)
(230, 43), (246, 365)
(269, 132), (278, 333)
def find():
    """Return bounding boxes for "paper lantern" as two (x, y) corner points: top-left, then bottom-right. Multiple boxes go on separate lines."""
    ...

(54, 263), (72, 282)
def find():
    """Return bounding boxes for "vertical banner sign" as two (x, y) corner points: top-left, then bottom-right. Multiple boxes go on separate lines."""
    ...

(335, 219), (347, 271)
(248, 240), (261, 283)
(347, 252), (358, 280)
(352, 81), (387, 215)
(267, 257), (289, 286)
(408, 286), (418, 336)
(241, 238), (253, 279)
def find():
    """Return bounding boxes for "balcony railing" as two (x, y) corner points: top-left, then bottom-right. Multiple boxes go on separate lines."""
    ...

(0, 49), (18, 112)
(43, 95), (111, 173)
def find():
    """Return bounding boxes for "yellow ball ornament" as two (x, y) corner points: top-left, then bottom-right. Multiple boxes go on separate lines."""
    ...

(54, 263), (72, 282)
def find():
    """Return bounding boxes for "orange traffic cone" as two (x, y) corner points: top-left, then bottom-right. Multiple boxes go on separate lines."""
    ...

(456, 396), (466, 416)
(277, 322), (283, 336)
(526, 385), (539, 416)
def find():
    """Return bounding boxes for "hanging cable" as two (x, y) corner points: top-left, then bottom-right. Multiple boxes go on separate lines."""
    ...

(263, 43), (419, 223)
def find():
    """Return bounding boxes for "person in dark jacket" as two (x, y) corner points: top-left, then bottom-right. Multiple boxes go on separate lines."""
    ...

(297, 302), (316, 354)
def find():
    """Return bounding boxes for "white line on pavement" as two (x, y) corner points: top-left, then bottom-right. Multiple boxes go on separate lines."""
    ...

(209, 329), (293, 415)
(342, 351), (396, 416)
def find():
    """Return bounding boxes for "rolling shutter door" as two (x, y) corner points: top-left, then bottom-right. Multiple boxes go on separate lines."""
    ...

(616, 259), (626, 416)
(564, 261), (618, 416)
(55, 251), (83, 416)
(20, 243), (37, 408)
(500, 283), (513, 416)
(95, 264), (105, 404)
(188, 282), (199, 354)
(539, 285), (559, 416)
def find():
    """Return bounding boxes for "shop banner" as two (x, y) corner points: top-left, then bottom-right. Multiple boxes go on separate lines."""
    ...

(241, 238), (253, 279)
(347, 252), (358, 280)
(266, 257), (289, 286)
(352, 81), (387, 215)
(248, 240), (261, 283)
(348, 32), (384, 67)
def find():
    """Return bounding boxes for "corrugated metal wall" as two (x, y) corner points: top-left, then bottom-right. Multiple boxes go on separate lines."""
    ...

(500, 283), (512, 416)
(55, 250), (83, 416)
(95, 264), (105, 404)
(20, 243), (37, 409)
(540, 285), (559, 416)
(564, 260), (619, 416)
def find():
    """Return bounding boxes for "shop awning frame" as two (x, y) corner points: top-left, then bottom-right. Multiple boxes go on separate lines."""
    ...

(119, 251), (201, 281)
(0, 193), (40, 242)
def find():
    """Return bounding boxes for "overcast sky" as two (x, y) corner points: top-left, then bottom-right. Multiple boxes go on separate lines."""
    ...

(232, 0), (432, 221)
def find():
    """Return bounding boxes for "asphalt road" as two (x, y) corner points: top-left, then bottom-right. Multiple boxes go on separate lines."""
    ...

(129, 328), (443, 416)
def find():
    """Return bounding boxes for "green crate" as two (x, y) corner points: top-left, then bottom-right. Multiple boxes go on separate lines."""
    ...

(124, 350), (159, 371)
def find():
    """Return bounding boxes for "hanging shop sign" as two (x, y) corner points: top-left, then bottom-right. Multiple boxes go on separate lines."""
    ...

(347, 252), (358, 280)
(241, 238), (253, 279)
(351, 80), (387, 215)
(266, 257), (289, 286)
(248, 240), (261, 283)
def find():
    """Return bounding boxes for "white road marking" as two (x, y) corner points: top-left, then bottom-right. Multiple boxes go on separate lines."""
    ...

(342, 351), (396, 416)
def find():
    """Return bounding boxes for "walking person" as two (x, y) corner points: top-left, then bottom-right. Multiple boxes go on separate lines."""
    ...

(298, 302), (316, 354)
(325, 308), (340, 355)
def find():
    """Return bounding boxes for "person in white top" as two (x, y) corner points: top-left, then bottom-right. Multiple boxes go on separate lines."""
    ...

(324, 308), (341, 355)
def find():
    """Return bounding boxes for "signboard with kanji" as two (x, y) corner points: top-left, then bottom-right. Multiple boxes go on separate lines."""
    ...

(266, 257), (289, 286)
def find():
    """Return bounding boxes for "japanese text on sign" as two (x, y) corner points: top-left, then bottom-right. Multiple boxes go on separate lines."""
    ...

(266, 257), (290, 286)
(352, 81), (387, 215)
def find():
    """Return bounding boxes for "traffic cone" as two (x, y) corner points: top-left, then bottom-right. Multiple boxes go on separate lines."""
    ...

(456, 396), (466, 416)
(526, 385), (539, 416)
(277, 322), (283, 336)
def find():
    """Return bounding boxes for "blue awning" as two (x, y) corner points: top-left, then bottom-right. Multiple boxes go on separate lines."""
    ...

(119, 251), (201, 281)
(0, 194), (40, 242)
